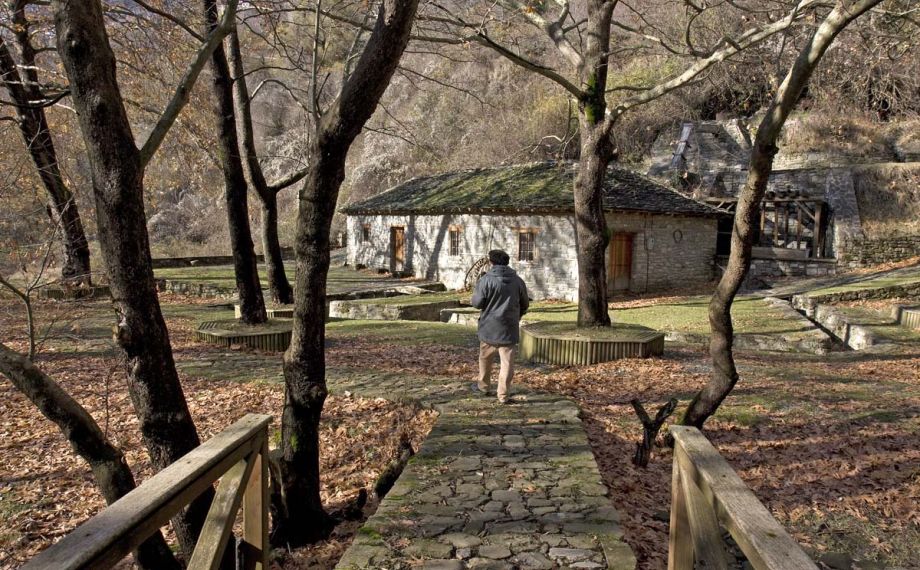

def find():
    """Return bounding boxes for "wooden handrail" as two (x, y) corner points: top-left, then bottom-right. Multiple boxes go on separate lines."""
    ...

(668, 425), (818, 570)
(24, 413), (271, 570)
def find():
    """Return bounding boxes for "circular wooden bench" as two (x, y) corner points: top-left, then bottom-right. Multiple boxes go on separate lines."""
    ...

(196, 319), (292, 351)
(520, 321), (665, 365)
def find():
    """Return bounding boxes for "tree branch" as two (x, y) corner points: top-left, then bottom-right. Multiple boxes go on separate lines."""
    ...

(606, 0), (823, 132)
(138, 0), (238, 168)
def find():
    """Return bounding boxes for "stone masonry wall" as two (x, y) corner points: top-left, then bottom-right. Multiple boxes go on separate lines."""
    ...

(838, 235), (920, 268)
(347, 212), (718, 300)
(605, 212), (718, 292)
(348, 213), (579, 300)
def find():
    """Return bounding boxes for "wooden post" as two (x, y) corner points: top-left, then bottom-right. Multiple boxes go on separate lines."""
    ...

(782, 203), (789, 247)
(242, 437), (270, 570)
(772, 202), (779, 246)
(814, 203), (825, 258)
(668, 451), (693, 570)
(796, 203), (803, 252)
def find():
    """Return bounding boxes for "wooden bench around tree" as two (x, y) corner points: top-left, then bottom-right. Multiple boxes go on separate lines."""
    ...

(23, 414), (271, 570)
(669, 426), (818, 570)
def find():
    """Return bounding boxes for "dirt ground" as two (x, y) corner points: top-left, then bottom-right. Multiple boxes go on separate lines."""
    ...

(1, 292), (918, 569)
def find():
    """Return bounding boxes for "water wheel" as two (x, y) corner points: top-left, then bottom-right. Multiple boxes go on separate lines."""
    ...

(463, 256), (491, 290)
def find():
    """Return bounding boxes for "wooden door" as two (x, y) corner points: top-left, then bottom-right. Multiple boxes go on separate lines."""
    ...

(390, 226), (406, 273)
(609, 232), (633, 292)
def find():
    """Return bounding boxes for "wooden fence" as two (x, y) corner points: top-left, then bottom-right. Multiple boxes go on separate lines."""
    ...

(23, 414), (271, 570)
(668, 425), (818, 570)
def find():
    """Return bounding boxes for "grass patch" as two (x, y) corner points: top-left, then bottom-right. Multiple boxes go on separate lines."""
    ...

(528, 296), (809, 335)
(808, 269), (920, 297)
(327, 319), (477, 347)
(155, 263), (428, 295)
(831, 305), (920, 344)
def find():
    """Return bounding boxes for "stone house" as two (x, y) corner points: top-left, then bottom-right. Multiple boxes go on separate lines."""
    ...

(342, 162), (727, 301)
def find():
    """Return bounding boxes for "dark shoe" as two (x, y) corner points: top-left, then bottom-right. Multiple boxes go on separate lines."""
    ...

(471, 383), (488, 395)
(498, 397), (512, 405)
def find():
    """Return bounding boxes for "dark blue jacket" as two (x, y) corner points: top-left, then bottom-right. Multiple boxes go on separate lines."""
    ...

(472, 265), (529, 345)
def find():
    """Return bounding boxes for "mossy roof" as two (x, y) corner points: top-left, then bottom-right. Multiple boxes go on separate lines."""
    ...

(341, 161), (726, 218)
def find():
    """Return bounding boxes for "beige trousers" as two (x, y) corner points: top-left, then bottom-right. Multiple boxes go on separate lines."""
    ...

(478, 341), (515, 402)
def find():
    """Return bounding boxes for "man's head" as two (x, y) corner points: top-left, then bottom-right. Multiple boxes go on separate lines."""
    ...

(488, 249), (510, 266)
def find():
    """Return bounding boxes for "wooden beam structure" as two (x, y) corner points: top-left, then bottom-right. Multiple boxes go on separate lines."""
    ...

(24, 414), (272, 570)
(668, 426), (818, 570)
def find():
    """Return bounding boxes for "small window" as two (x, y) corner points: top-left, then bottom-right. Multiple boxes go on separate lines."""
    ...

(449, 227), (461, 256)
(361, 223), (371, 243)
(518, 231), (536, 262)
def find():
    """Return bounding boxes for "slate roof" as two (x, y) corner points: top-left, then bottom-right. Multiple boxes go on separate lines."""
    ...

(342, 161), (727, 218)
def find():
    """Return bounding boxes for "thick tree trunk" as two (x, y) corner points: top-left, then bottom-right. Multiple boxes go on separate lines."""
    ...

(227, 30), (293, 305)
(276, 0), (418, 545)
(682, 0), (883, 428)
(573, 0), (616, 327)
(204, 2), (266, 324)
(0, 344), (180, 570)
(574, 127), (613, 327)
(0, 34), (91, 285)
(52, 1), (212, 557)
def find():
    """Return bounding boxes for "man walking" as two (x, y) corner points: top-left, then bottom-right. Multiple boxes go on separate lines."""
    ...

(471, 249), (529, 404)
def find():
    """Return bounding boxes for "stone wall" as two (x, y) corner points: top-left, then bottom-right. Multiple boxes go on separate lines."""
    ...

(740, 257), (837, 280)
(347, 212), (718, 300)
(347, 213), (580, 300)
(605, 212), (718, 292)
(838, 235), (920, 268)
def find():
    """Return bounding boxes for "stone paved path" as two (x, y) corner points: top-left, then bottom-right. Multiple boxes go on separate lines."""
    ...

(177, 347), (636, 569)
(329, 371), (636, 570)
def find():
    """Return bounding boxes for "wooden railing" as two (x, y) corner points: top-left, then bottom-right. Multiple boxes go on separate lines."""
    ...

(669, 425), (818, 570)
(24, 414), (271, 570)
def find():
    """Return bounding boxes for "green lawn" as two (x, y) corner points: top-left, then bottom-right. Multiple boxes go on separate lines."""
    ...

(327, 319), (477, 347)
(154, 263), (429, 295)
(806, 267), (920, 297)
(527, 296), (811, 335)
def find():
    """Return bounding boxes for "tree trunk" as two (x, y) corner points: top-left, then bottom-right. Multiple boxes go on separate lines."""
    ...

(227, 30), (293, 305)
(260, 192), (293, 304)
(0, 34), (91, 286)
(204, 1), (267, 324)
(52, 1), (212, 557)
(0, 343), (180, 570)
(276, 0), (418, 545)
(573, 0), (616, 328)
(682, 0), (883, 428)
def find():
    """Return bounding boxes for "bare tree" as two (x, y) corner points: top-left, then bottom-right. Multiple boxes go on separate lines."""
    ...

(51, 0), (239, 557)
(274, 0), (419, 544)
(0, 2), (91, 286)
(0, 343), (180, 570)
(683, 0), (885, 428)
(403, 0), (827, 326)
(203, 0), (268, 324)
(228, 28), (297, 305)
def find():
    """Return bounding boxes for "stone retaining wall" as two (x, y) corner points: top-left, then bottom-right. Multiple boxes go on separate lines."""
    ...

(740, 257), (837, 280)
(792, 281), (920, 316)
(330, 299), (463, 321)
(838, 236), (920, 268)
(811, 305), (881, 350)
